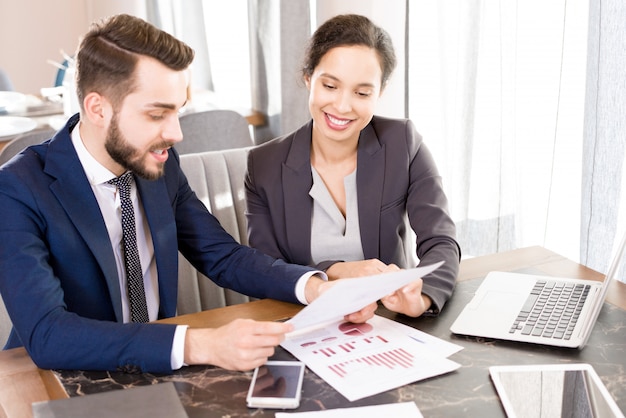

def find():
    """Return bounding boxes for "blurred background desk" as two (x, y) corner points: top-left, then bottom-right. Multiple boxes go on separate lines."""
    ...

(0, 246), (624, 417)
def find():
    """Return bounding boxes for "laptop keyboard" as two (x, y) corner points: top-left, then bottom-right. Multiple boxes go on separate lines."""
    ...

(509, 280), (590, 340)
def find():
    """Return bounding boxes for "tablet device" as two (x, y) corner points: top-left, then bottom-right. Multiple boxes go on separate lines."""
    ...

(489, 363), (624, 417)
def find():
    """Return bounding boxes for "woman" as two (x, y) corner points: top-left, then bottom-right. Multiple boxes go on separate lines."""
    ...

(245, 14), (461, 317)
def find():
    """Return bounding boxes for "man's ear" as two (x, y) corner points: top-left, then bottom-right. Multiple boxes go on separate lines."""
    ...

(82, 92), (112, 127)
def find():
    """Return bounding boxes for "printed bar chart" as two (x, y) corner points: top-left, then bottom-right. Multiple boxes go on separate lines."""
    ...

(328, 347), (414, 378)
(281, 315), (462, 401)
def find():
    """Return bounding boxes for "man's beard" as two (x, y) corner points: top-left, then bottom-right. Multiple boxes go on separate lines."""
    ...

(104, 114), (168, 180)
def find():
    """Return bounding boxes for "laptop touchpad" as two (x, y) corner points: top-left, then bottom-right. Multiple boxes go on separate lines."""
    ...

(469, 290), (522, 312)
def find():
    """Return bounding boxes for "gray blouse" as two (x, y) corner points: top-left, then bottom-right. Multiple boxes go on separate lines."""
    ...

(309, 167), (365, 265)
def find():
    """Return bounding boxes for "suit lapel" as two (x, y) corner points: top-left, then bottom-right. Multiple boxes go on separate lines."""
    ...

(44, 119), (124, 321)
(135, 176), (178, 318)
(282, 121), (385, 263)
(356, 124), (385, 259)
(283, 123), (314, 264)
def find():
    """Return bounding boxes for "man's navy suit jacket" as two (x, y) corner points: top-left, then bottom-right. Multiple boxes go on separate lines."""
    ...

(0, 114), (311, 373)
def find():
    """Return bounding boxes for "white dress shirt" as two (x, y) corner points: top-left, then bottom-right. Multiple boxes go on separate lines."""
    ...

(71, 125), (186, 369)
(70, 124), (320, 370)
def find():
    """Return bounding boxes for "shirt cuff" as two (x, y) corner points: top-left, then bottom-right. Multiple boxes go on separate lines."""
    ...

(171, 325), (189, 370)
(295, 271), (327, 305)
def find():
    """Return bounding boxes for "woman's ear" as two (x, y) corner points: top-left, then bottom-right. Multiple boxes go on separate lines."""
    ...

(82, 92), (112, 128)
(304, 74), (311, 90)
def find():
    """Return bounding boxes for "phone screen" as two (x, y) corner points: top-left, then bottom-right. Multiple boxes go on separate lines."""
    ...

(247, 361), (305, 409)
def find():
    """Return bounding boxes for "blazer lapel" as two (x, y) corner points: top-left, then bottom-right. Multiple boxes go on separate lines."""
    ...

(135, 177), (178, 318)
(44, 122), (124, 321)
(282, 122), (315, 264)
(356, 124), (385, 259)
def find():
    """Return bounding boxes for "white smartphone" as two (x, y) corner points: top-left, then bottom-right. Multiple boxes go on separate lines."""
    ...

(246, 361), (305, 409)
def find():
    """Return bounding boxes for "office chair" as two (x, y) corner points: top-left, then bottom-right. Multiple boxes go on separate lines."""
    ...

(177, 146), (254, 313)
(177, 109), (253, 154)
(0, 128), (55, 166)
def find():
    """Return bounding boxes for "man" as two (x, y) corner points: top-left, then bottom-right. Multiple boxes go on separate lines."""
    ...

(0, 14), (375, 374)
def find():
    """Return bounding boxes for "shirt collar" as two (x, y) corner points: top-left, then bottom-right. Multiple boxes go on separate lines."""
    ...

(71, 122), (119, 186)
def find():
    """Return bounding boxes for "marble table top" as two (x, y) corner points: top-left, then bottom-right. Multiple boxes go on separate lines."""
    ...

(56, 273), (626, 417)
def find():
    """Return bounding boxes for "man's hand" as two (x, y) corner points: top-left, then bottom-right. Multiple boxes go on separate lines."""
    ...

(380, 279), (433, 317)
(184, 319), (293, 370)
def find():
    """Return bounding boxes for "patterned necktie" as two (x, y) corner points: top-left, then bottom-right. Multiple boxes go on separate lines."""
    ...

(108, 172), (149, 323)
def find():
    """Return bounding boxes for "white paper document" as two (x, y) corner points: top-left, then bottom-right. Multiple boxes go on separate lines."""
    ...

(275, 401), (423, 417)
(281, 315), (462, 401)
(287, 261), (444, 335)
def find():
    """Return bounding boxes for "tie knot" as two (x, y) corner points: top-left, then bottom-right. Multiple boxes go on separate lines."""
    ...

(108, 172), (133, 191)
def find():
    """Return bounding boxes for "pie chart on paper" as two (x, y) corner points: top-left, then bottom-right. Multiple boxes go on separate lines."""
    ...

(338, 321), (373, 336)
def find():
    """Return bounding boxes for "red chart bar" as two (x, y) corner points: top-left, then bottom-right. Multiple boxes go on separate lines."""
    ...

(327, 348), (416, 377)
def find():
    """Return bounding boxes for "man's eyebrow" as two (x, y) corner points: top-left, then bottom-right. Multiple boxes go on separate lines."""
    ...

(145, 102), (183, 110)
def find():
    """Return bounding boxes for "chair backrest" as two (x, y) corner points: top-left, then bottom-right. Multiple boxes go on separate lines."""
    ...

(0, 128), (55, 166)
(176, 109), (253, 154)
(177, 146), (253, 314)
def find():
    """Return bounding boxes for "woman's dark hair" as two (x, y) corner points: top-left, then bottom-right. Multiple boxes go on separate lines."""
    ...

(75, 14), (195, 110)
(302, 14), (396, 87)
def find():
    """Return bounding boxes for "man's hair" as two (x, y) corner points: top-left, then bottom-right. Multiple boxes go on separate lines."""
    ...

(75, 14), (195, 110)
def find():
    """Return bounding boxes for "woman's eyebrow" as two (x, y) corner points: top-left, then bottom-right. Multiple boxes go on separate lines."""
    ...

(319, 73), (376, 89)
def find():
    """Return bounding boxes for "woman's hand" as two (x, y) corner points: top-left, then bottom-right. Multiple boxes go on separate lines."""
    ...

(380, 279), (433, 317)
(305, 276), (378, 323)
(325, 259), (399, 280)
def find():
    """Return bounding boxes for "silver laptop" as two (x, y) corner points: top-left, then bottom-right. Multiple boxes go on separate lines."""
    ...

(450, 232), (626, 348)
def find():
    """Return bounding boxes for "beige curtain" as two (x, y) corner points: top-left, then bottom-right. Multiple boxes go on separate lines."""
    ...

(146, 0), (311, 143)
(247, 0), (311, 143)
(146, 0), (213, 91)
(408, 0), (591, 262)
(581, 0), (626, 281)
(407, 0), (626, 282)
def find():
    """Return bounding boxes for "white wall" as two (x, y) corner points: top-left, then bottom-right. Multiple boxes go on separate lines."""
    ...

(315, 0), (406, 118)
(0, 0), (146, 95)
(0, 1), (87, 94)
(85, 0), (146, 23)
